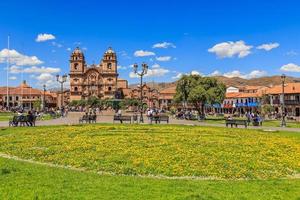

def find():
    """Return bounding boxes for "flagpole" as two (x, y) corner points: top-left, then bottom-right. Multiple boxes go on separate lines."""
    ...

(6, 35), (10, 110)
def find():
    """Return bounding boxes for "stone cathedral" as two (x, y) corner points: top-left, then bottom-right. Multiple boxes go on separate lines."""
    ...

(69, 47), (128, 101)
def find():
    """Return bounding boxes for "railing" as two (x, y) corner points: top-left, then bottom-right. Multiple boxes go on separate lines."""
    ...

(272, 99), (300, 105)
(285, 100), (300, 105)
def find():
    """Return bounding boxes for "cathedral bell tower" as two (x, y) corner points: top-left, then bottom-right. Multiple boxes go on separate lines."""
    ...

(102, 47), (117, 73)
(101, 47), (118, 98)
(70, 47), (85, 73)
(69, 47), (85, 101)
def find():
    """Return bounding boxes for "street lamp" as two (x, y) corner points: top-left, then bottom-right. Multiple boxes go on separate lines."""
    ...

(133, 63), (148, 123)
(281, 74), (286, 127)
(43, 84), (46, 111)
(56, 74), (67, 109)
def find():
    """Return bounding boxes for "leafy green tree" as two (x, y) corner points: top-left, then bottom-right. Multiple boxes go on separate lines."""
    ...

(174, 75), (194, 108)
(69, 100), (79, 107)
(261, 104), (275, 118)
(33, 100), (42, 110)
(87, 97), (100, 107)
(77, 99), (87, 107)
(175, 75), (226, 116)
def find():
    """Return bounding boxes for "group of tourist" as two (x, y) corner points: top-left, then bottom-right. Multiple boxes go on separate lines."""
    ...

(10, 110), (36, 126)
(245, 112), (263, 126)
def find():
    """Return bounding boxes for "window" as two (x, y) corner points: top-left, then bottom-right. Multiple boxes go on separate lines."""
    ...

(74, 63), (78, 70)
(107, 63), (112, 69)
(16, 96), (19, 101)
(108, 86), (112, 91)
(74, 87), (78, 92)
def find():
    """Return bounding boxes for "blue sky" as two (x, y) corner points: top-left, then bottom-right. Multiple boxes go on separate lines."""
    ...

(1, 0), (300, 88)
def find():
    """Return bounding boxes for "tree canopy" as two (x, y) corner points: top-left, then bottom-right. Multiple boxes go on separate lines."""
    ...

(174, 74), (226, 115)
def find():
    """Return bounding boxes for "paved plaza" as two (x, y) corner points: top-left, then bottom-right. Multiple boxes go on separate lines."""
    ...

(1, 111), (300, 133)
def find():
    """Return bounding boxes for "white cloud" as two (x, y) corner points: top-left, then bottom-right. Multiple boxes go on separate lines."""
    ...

(156, 56), (172, 61)
(10, 65), (61, 74)
(209, 70), (222, 76)
(0, 49), (43, 66)
(172, 70), (203, 79)
(172, 73), (183, 79)
(35, 73), (70, 88)
(223, 70), (267, 79)
(35, 73), (57, 87)
(36, 73), (53, 82)
(280, 63), (300, 72)
(9, 76), (17, 80)
(117, 65), (127, 70)
(257, 43), (279, 51)
(129, 64), (169, 78)
(66, 47), (71, 51)
(191, 70), (201, 76)
(36, 33), (56, 42)
(151, 63), (160, 68)
(152, 42), (176, 49)
(208, 40), (253, 58)
(134, 50), (155, 57)
(245, 70), (267, 79)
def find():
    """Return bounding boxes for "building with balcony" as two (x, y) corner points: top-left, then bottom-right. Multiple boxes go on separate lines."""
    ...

(266, 83), (300, 117)
(222, 86), (268, 114)
(158, 86), (176, 109)
(0, 81), (57, 109)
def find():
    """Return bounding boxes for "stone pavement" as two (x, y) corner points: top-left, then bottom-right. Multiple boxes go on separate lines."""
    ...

(1, 111), (299, 133)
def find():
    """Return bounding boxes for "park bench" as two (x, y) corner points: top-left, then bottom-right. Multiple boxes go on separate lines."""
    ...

(89, 115), (97, 123)
(9, 115), (36, 127)
(225, 119), (247, 128)
(151, 115), (169, 124)
(113, 115), (132, 124)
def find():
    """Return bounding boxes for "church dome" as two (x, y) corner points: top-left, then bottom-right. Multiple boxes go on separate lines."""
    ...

(105, 47), (115, 54)
(73, 47), (82, 54)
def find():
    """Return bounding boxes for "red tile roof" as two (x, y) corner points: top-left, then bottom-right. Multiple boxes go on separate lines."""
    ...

(266, 83), (300, 94)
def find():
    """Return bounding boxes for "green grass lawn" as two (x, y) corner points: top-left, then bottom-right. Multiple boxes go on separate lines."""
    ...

(0, 124), (299, 199)
(0, 112), (13, 121)
(1, 157), (300, 200)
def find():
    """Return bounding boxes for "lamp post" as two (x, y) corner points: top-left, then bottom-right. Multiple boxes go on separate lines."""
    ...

(133, 63), (148, 123)
(43, 84), (46, 111)
(281, 74), (286, 127)
(56, 74), (67, 109)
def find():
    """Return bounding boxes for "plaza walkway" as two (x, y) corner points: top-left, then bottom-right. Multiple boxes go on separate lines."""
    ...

(1, 111), (299, 133)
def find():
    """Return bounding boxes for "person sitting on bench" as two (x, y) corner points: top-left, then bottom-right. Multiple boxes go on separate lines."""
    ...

(117, 109), (123, 123)
(26, 111), (34, 127)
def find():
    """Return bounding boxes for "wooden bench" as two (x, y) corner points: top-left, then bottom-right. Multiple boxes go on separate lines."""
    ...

(225, 119), (247, 128)
(9, 115), (36, 127)
(79, 115), (90, 123)
(151, 115), (169, 124)
(113, 115), (132, 123)
(89, 115), (97, 123)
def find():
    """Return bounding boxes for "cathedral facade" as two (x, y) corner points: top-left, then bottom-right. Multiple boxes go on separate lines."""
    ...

(69, 47), (128, 101)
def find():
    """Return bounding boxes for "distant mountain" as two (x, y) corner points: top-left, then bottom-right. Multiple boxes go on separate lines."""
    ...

(215, 76), (300, 87)
(130, 75), (300, 90)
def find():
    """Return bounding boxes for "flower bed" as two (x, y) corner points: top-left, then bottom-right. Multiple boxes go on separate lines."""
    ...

(0, 124), (299, 179)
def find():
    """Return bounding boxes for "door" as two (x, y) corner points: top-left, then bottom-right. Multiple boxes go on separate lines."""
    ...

(296, 108), (300, 117)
